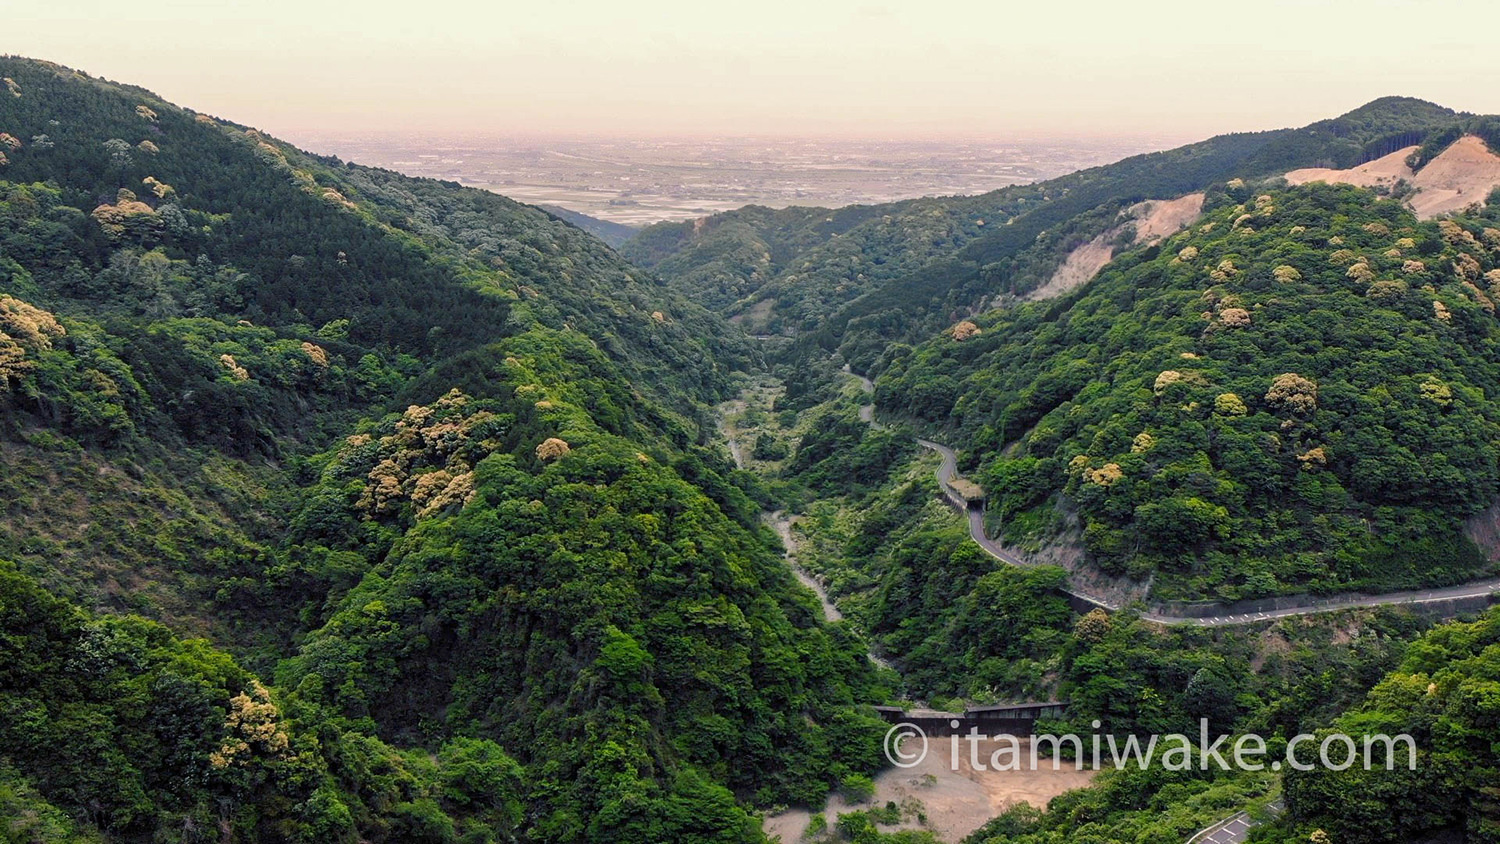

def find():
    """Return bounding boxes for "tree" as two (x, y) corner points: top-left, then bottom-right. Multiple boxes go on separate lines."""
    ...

(536, 436), (572, 460)
(1266, 373), (1318, 415)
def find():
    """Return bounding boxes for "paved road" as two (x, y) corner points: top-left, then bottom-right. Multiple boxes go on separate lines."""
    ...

(851, 371), (1326, 837)
(844, 368), (1500, 624)
(1188, 812), (1251, 844)
(1187, 800), (1284, 844)
(1187, 811), (1252, 844)
(914, 426), (1500, 627)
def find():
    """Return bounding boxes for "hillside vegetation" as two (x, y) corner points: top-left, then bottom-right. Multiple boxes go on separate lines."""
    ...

(0, 57), (886, 842)
(877, 182), (1500, 601)
(634, 95), (1500, 844)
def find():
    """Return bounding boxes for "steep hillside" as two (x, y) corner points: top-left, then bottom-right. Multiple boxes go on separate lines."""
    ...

(0, 558), (534, 842)
(1022, 192), (1206, 301)
(0, 59), (752, 411)
(0, 57), (886, 843)
(1277, 607), (1500, 842)
(0, 57), (757, 617)
(877, 180), (1500, 602)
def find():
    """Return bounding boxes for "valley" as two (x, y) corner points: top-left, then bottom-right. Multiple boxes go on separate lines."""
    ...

(671, 100), (1500, 842)
(3, 54), (1500, 844)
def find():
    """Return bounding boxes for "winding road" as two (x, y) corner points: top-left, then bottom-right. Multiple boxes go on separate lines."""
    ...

(837, 373), (1488, 838)
(918, 438), (1500, 626)
(854, 374), (1343, 840)
(850, 371), (1500, 628)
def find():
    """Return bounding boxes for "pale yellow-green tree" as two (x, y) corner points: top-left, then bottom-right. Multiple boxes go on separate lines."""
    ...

(537, 437), (572, 461)
(1075, 608), (1112, 644)
(210, 681), (291, 770)
(1214, 393), (1248, 416)
(1266, 373), (1317, 415)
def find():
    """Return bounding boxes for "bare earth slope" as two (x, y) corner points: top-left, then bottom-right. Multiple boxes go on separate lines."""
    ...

(1027, 192), (1205, 300)
(1286, 135), (1500, 218)
(1284, 145), (1419, 191)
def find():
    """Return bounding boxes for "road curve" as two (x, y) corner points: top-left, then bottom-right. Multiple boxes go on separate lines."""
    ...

(843, 368), (1499, 626)
(1187, 800), (1284, 844)
(915, 438), (1500, 627)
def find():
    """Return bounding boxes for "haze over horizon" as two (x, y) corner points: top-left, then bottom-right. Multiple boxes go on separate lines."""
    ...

(9, 0), (1500, 143)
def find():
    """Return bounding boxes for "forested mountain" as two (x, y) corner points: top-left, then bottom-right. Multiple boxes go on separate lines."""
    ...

(0, 56), (887, 842)
(874, 181), (1500, 602)
(628, 98), (1491, 385)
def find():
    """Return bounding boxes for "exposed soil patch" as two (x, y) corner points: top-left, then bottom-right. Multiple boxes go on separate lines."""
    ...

(1464, 499), (1500, 562)
(1285, 136), (1500, 219)
(1029, 193), (1205, 301)
(763, 738), (1094, 843)
(1285, 145), (1418, 192)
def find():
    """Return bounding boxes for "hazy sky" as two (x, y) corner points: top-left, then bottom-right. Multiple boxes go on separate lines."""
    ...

(8, 0), (1499, 140)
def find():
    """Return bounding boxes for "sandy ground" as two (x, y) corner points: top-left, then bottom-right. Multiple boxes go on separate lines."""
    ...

(1028, 193), (1204, 301)
(1285, 136), (1500, 219)
(1285, 145), (1418, 191)
(763, 738), (1095, 843)
(1030, 238), (1116, 301)
(1407, 136), (1500, 217)
(1134, 193), (1208, 241)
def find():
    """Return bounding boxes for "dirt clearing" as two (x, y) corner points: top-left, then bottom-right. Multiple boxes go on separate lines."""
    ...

(763, 738), (1095, 842)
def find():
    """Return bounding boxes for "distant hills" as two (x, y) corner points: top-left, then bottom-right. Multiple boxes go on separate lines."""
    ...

(680, 103), (1500, 843)
(632, 95), (1500, 604)
(540, 204), (639, 248)
(627, 97), (1500, 377)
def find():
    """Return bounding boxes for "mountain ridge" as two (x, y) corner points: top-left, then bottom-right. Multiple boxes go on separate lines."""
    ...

(0, 54), (886, 843)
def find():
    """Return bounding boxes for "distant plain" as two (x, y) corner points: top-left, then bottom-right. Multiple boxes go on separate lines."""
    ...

(290, 133), (1185, 225)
